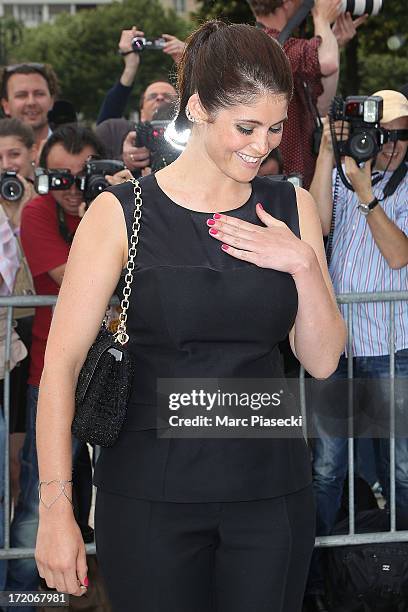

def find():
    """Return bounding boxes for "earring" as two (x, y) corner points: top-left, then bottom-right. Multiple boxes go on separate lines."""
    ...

(185, 106), (196, 123)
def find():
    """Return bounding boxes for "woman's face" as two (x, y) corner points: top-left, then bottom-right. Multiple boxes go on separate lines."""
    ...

(0, 135), (36, 178)
(197, 93), (288, 183)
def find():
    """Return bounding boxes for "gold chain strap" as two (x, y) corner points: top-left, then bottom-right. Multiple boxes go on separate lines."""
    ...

(114, 179), (142, 345)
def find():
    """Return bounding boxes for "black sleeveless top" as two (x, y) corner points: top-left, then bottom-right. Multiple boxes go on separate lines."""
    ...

(93, 173), (312, 501)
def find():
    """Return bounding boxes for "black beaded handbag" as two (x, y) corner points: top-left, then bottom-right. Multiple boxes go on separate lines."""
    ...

(71, 179), (142, 447)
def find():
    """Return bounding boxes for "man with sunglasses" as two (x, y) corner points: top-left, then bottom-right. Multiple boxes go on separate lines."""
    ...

(95, 26), (179, 174)
(0, 63), (58, 148)
(304, 89), (408, 612)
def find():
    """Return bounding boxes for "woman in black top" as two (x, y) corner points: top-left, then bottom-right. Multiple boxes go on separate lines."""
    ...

(35, 20), (346, 612)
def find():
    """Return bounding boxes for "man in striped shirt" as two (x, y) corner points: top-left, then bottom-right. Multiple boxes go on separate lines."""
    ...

(305, 90), (408, 609)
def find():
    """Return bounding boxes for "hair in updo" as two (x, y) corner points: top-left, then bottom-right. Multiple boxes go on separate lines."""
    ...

(175, 20), (293, 131)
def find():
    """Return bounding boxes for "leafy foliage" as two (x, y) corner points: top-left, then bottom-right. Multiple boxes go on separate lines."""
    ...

(192, 0), (253, 23)
(9, 0), (191, 119)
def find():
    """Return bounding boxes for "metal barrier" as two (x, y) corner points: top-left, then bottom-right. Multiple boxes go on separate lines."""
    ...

(301, 290), (408, 548)
(0, 292), (407, 562)
(0, 295), (97, 560)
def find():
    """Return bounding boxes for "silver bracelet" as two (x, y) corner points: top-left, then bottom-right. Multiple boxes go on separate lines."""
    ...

(38, 479), (74, 509)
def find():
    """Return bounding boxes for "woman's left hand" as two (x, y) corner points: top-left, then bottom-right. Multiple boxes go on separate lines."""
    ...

(207, 203), (313, 276)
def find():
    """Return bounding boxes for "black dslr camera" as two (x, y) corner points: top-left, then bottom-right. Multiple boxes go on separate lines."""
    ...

(135, 120), (183, 172)
(0, 171), (25, 202)
(35, 159), (125, 204)
(131, 37), (166, 52)
(329, 96), (385, 163)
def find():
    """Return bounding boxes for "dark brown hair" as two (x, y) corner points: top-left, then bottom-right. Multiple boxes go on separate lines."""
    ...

(175, 20), (293, 131)
(39, 123), (105, 168)
(0, 63), (60, 100)
(0, 117), (35, 149)
(246, 0), (284, 17)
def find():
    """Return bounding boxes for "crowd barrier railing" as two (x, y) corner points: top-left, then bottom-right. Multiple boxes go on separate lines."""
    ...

(300, 290), (408, 548)
(1, 292), (408, 560)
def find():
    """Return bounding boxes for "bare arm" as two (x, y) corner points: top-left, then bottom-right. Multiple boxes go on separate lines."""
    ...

(35, 191), (127, 595)
(288, 188), (346, 376)
(309, 120), (336, 235)
(317, 69), (339, 117)
(312, 0), (341, 76)
(118, 26), (142, 87)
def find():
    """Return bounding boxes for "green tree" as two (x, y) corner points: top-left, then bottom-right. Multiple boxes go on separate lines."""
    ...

(0, 17), (23, 66)
(9, 0), (192, 119)
(193, 0), (253, 23)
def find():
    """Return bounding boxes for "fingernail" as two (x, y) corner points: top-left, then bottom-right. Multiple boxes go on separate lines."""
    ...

(257, 203), (264, 210)
(209, 228), (218, 235)
(83, 576), (89, 587)
(207, 219), (216, 226)
(213, 213), (222, 219)
(221, 244), (229, 251)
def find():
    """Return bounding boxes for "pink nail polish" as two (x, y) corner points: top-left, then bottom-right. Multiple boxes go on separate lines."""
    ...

(83, 576), (89, 587)
(258, 203), (264, 210)
(213, 213), (222, 219)
(209, 228), (218, 235)
(221, 244), (229, 251)
(207, 219), (216, 226)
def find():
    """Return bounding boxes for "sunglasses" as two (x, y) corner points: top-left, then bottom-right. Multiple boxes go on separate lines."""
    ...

(5, 63), (46, 74)
(145, 92), (178, 103)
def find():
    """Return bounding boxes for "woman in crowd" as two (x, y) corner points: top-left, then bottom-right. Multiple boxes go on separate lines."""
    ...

(0, 118), (37, 504)
(35, 20), (346, 612)
(0, 201), (23, 589)
(0, 118), (37, 231)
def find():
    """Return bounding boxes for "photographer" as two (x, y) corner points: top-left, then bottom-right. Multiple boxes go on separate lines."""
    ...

(0, 118), (37, 230)
(97, 25), (183, 125)
(96, 78), (177, 172)
(305, 90), (408, 611)
(95, 26), (180, 171)
(0, 63), (59, 149)
(5, 124), (129, 608)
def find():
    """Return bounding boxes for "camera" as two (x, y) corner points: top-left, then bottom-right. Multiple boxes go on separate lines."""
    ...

(80, 160), (125, 203)
(135, 120), (183, 172)
(35, 159), (125, 204)
(340, 0), (382, 16)
(0, 171), (25, 202)
(131, 37), (166, 53)
(329, 95), (385, 163)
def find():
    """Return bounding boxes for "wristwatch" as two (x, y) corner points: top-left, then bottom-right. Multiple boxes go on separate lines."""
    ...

(357, 197), (379, 216)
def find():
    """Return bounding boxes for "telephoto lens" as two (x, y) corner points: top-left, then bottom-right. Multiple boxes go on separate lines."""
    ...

(341, 0), (383, 16)
(0, 171), (24, 202)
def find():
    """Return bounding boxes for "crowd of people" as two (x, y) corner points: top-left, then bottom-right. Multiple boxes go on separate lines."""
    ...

(0, 0), (407, 610)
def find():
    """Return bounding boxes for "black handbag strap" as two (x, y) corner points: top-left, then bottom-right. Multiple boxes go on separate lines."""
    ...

(114, 179), (142, 345)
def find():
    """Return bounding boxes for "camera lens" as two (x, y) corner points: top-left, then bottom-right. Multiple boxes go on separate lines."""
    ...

(350, 131), (376, 161)
(131, 37), (145, 52)
(342, 0), (382, 16)
(86, 176), (108, 202)
(0, 175), (24, 202)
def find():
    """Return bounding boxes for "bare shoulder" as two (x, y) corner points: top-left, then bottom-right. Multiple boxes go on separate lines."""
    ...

(74, 191), (128, 269)
(294, 186), (323, 240)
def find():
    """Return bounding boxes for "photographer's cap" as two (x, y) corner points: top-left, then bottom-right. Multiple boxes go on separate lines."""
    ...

(373, 90), (408, 122)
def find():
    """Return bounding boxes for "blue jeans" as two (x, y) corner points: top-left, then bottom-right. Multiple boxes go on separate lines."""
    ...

(0, 406), (7, 590)
(307, 349), (408, 594)
(5, 385), (82, 612)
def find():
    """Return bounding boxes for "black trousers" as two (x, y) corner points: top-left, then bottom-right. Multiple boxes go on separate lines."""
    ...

(95, 484), (315, 612)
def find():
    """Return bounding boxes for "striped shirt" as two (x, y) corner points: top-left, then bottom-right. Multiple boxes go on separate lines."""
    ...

(329, 168), (408, 357)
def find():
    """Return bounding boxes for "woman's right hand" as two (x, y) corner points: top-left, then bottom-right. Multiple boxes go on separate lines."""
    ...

(35, 515), (89, 597)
